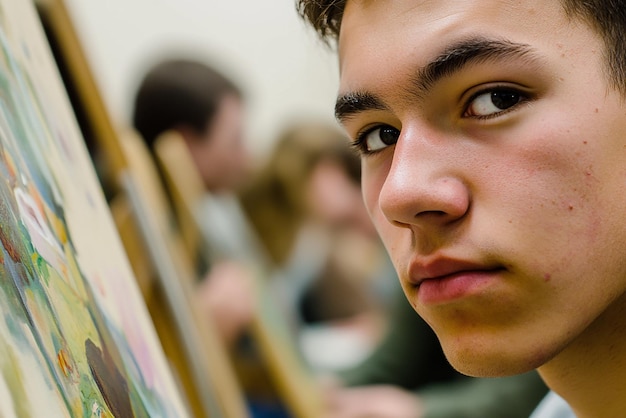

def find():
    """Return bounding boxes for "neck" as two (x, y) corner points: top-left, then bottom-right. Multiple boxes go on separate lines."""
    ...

(538, 293), (626, 418)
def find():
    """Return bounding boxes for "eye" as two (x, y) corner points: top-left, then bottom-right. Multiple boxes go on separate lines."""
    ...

(464, 88), (526, 118)
(353, 125), (400, 154)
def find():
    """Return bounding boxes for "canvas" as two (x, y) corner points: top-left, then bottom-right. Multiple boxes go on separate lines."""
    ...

(0, 1), (189, 416)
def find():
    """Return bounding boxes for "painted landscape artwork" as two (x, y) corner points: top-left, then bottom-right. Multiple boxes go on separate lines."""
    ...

(0, 1), (189, 417)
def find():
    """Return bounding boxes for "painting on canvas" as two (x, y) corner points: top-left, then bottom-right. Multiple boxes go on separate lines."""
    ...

(0, 1), (189, 416)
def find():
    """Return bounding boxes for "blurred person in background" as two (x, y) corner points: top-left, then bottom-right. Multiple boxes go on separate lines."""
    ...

(240, 121), (396, 370)
(132, 58), (256, 348)
(132, 57), (300, 418)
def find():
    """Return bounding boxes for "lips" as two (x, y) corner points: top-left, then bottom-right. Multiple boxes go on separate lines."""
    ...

(408, 257), (506, 304)
(408, 257), (503, 287)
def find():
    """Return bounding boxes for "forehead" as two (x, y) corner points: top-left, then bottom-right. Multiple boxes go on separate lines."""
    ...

(337, 0), (577, 92)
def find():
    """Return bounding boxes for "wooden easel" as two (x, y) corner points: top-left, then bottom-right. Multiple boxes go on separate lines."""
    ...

(154, 131), (324, 418)
(117, 129), (250, 418)
(35, 1), (249, 416)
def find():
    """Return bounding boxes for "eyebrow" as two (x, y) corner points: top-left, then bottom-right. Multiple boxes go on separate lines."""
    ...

(335, 37), (539, 123)
(335, 91), (389, 124)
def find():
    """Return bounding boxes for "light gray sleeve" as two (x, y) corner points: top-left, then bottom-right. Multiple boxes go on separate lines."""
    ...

(529, 391), (576, 418)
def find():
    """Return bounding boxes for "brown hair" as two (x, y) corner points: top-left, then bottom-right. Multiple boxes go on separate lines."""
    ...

(132, 59), (242, 149)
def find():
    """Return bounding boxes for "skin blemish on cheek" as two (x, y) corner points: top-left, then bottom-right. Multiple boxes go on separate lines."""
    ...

(543, 273), (552, 282)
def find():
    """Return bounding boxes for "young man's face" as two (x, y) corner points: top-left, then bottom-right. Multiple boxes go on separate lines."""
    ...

(337, 0), (626, 378)
(189, 94), (250, 193)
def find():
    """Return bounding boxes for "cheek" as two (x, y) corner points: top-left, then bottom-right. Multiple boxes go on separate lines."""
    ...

(478, 125), (626, 277)
(480, 113), (601, 207)
(485, 147), (595, 235)
(201, 140), (233, 172)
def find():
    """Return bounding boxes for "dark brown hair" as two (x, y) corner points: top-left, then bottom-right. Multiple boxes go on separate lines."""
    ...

(132, 59), (242, 149)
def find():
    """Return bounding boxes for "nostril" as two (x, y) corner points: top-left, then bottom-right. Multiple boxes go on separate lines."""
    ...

(414, 210), (461, 227)
(417, 210), (448, 218)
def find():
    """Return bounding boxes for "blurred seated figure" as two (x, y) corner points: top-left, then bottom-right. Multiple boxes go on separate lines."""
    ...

(239, 121), (395, 371)
(131, 57), (256, 347)
(132, 57), (299, 418)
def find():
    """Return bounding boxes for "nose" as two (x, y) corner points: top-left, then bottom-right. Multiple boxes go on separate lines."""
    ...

(378, 130), (470, 230)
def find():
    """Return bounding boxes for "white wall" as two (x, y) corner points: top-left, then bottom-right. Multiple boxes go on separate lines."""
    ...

(64, 0), (340, 159)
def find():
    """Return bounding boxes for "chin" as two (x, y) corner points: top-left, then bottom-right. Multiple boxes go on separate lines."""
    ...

(439, 335), (553, 378)
(445, 350), (539, 377)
